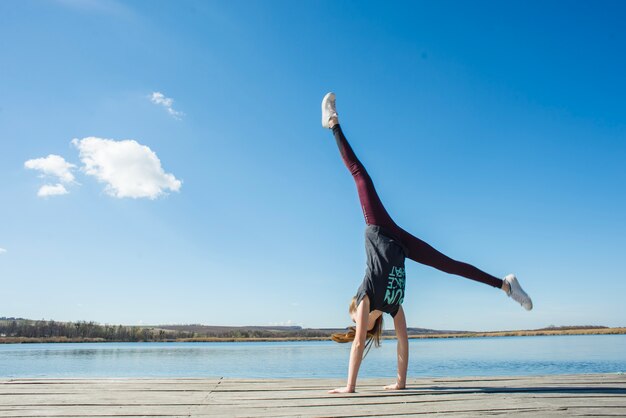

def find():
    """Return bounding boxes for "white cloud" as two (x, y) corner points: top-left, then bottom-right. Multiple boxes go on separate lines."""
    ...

(72, 137), (182, 199)
(0, 248), (6, 255)
(38, 183), (69, 197)
(150, 92), (183, 119)
(24, 154), (76, 183)
(25, 154), (76, 197)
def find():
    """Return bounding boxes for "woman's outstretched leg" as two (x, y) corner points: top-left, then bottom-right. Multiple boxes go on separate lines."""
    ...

(394, 227), (503, 288)
(394, 226), (532, 310)
(323, 93), (394, 228)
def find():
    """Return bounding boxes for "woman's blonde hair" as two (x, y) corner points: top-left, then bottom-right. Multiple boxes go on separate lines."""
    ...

(331, 297), (384, 358)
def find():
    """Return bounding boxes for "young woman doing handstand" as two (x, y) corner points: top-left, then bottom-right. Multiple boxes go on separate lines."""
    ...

(321, 92), (532, 394)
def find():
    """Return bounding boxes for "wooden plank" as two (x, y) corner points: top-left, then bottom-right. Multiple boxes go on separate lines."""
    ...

(0, 374), (624, 417)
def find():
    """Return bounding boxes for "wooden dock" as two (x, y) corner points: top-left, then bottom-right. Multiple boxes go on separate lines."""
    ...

(1, 374), (625, 417)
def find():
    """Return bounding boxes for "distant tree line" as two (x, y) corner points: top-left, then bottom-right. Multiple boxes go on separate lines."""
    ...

(0, 319), (194, 342)
(0, 319), (338, 341)
(145, 324), (334, 339)
(0, 318), (615, 342)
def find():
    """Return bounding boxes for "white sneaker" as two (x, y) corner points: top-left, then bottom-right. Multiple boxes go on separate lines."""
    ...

(321, 92), (338, 128)
(504, 274), (533, 311)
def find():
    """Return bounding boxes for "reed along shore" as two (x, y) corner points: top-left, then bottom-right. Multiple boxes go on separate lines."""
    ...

(1, 326), (624, 344)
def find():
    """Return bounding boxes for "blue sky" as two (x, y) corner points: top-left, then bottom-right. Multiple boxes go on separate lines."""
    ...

(1, 0), (625, 331)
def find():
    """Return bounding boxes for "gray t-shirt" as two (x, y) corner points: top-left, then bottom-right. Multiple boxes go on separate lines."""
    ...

(355, 225), (407, 317)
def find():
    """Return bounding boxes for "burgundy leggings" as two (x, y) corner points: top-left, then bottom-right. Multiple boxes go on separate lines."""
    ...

(332, 124), (503, 288)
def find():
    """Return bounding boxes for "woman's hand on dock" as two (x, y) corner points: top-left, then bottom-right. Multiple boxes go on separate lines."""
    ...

(328, 386), (355, 394)
(384, 382), (405, 390)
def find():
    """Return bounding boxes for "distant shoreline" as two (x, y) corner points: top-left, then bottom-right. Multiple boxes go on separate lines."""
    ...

(2, 327), (624, 344)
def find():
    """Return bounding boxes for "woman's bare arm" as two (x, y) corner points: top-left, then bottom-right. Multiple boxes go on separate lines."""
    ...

(384, 305), (408, 390)
(328, 296), (370, 394)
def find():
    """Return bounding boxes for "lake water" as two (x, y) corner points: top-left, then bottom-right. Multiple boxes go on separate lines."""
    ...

(1, 335), (625, 379)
